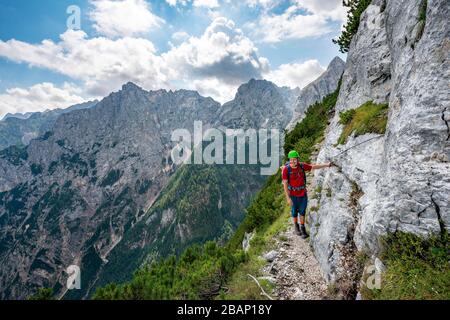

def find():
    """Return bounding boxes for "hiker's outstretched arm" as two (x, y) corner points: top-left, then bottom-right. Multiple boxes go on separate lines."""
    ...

(311, 163), (332, 170)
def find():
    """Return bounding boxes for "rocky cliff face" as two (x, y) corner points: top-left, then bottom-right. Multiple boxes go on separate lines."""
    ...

(0, 83), (223, 299)
(309, 0), (449, 290)
(218, 79), (296, 129)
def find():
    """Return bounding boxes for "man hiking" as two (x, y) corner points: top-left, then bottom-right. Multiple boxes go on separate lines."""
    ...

(282, 150), (332, 238)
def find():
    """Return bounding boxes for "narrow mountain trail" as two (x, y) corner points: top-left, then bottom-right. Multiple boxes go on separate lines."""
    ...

(258, 143), (330, 300)
(261, 221), (329, 300)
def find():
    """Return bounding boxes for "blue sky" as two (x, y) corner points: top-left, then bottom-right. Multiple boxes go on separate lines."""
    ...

(0, 0), (346, 117)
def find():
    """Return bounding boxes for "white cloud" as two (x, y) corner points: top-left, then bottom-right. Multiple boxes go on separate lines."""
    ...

(0, 30), (170, 97)
(264, 59), (325, 89)
(166, 17), (274, 103)
(163, 17), (269, 102)
(89, 0), (165, 38)
(246, 0), (346, 43)
(191, 77), (237, 103)
(0, 82), (85, 119)
(294, 0), (347, 21)
(0, 17), (267, 105)
(244, 0), (346, 20)
(193, 0), (219, 8)
(249, 4), (331, 43)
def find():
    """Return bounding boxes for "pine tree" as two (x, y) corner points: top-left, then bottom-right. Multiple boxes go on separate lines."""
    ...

(333, 0), (372, 53)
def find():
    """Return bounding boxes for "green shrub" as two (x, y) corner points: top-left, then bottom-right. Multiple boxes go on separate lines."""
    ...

(419, 0), (428, 22)
(416, 0), (428, 41)
(93, 241), (245, 300)
(366, 232), (450, 300)
(337, 101), (388, 145)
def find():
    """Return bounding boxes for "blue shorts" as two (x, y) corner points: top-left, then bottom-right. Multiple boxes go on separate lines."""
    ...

(290, 195), (308, 218)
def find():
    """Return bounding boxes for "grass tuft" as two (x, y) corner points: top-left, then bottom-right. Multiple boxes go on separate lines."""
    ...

(338, 101), (388, 145)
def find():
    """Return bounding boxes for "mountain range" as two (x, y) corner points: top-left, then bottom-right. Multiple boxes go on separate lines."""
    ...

(0, 57), (344, 299)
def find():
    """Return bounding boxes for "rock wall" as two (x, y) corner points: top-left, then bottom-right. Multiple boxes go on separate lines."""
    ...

(309, 0), (449, 285)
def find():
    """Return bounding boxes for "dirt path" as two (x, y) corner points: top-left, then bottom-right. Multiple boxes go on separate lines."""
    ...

(261, 219), (329, 300)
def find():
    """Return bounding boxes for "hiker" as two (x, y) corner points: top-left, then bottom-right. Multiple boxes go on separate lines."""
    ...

(282, 150), (332, 238)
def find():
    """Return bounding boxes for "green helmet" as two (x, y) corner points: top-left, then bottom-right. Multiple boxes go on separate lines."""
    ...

(288, 150), (299, 159)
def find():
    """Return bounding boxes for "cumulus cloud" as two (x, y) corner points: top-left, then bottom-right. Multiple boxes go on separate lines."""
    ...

(164, 17), (269, 85)
(0, 30), (169, 97)
(191, 77), (238, 103)
(162, 17), (270, 102)
(0, 17), (268, 105)
(89, 0), (165, 38)
(264, 59), (325, 89)
(0, 82), (85, 119)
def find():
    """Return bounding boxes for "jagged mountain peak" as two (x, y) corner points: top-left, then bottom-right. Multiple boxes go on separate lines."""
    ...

(237, 78), (277, 93)
(121, 81), (144, 92)
(169, 88), (203, 98)
(328, 56), (346, 70)
(117, 83), (212, 102)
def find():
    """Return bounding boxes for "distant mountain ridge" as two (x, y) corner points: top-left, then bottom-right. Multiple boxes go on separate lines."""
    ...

(0, 101), (99, 150)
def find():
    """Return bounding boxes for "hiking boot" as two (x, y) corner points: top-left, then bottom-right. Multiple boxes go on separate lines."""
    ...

(294, 223), (301, 236)
(300, 224), (309, 239)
